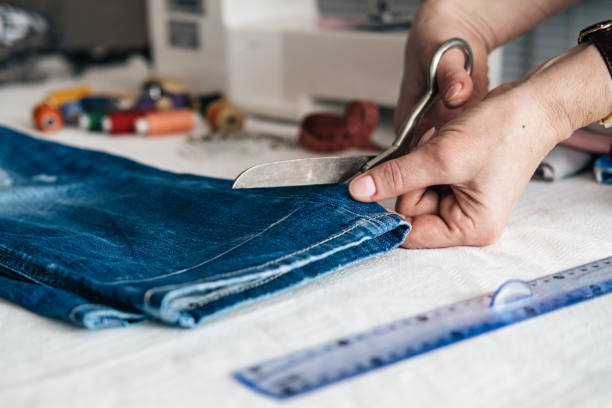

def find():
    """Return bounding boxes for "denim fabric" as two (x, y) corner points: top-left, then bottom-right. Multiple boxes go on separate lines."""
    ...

(0, 126), (410, 329)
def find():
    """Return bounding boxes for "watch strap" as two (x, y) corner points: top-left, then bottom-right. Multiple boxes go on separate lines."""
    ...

(578, 20), (612, 78)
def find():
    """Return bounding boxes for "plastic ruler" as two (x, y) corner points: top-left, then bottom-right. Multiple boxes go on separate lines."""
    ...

(234, 256), (612, 399)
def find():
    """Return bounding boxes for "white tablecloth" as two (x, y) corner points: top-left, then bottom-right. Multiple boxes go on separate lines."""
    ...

(0, 58), (611, 408)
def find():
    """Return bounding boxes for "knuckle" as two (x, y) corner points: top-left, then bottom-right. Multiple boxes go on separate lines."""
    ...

(440, 70), (463, 87)
(430, 143), (457, 175)
(380, 160), (407, 193)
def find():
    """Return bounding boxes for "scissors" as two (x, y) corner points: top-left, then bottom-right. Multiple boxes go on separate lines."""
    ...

(232, 38), (473, 189)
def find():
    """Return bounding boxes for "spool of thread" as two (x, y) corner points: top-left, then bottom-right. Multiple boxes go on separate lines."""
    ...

(196, 92), (224, 113)
(344, 100), (379, 149)
(33, 103), (64, 132)
(298, 100), (379, 152)
(205, 100), (226, 126)
(215, 104), (245, 132)
(114, 94), (138, 111)
(45, 85), (93, 107)
(155, 96), (174, 111)
(102, 110), (149, 134)
(79, 96), (119, 114)
(154, 93), (193, 111)
(205, 99), (244, 132)
(135, 109), (196, 135)
(59, 101), (84, 125)
(134, 95), (157, 110)
(142, 77), (188, 100)
(78, 111), (105, 132)
(299, 113), (347, 152)
(169, 93), (191, 109)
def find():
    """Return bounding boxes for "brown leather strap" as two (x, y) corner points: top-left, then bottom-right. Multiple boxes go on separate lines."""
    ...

(579, 20), (612, 78)
(591, 33), (612, 78)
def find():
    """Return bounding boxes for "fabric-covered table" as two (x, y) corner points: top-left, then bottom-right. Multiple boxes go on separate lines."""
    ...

(0, 58), (611, 407)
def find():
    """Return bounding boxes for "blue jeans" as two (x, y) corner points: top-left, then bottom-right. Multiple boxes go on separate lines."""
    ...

(0, 126), (410, 328)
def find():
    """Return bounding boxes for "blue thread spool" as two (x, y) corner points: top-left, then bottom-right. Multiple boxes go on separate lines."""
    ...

(594, 155), (612, 184)
(79, 96), (118, 114)
(60, 101), (84, 125)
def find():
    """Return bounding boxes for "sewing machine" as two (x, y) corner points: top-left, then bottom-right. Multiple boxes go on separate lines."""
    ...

(147, 0), (503, 120)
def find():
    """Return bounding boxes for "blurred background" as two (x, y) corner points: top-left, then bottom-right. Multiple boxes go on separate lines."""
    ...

(1, 0), (611, 184)
(1, 0), (609, 116)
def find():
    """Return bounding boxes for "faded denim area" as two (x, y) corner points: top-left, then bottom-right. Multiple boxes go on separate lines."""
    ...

(0, 126), (410, 329)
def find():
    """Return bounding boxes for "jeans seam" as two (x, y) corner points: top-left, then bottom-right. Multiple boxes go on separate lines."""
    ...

(94, 207), (304, 285)
(146, 212), (393, 313)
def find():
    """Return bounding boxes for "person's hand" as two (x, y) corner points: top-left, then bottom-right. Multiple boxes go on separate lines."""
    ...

(352, 82), (556, 248)
(394, 0), (496, 142)
(395, 0), (582, 143)
(349, 44), (612, 248)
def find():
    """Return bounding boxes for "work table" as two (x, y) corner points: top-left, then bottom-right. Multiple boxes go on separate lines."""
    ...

(0, 58), (611, 408)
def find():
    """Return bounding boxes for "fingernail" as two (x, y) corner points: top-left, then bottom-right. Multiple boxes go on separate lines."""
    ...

(350, 175), (376, 199)
(416, 126), (436, 148)
(445, 83), (462, 103)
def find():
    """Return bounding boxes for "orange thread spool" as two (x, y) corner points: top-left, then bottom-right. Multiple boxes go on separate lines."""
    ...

(135, 109), (196, 135)
(32, 103), (64, 132)
(205, 99), (227, 130)
(215, 104), (245, 132)
(205, 99), (244, 131)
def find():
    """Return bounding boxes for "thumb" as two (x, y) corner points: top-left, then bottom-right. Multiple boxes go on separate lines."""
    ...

(436, 47), (474, 109)
(349, 143), (451, 202)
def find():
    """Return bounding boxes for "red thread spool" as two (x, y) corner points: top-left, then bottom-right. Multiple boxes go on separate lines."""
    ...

(32, 103), (64, 132)
(298, 100), (379, 152)
(135, 109), (196, 135)
(102, 110), (149, 134)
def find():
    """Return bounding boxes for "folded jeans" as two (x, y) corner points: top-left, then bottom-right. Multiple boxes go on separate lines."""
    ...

(0, 126), (410, 328)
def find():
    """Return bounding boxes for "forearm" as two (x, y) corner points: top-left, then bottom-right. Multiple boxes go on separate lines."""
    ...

(423, 0), (580, 51)
(523, 43), (612, 142)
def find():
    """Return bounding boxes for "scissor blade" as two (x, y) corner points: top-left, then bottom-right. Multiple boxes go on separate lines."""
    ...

(232, 156), (372, 189)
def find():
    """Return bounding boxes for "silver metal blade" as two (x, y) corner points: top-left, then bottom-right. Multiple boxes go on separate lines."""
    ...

(232, 156), (372, 189)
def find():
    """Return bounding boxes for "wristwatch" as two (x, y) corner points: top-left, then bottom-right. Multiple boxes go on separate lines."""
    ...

(579, 20), (612, 128)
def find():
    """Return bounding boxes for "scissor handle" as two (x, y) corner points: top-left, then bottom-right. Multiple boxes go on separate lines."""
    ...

(351, 38), (473, 178)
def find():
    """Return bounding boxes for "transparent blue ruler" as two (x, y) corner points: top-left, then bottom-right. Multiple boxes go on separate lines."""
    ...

(234, 256), (612, 399)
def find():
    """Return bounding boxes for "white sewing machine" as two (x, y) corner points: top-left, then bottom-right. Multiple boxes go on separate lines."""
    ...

(147, 0), (503, 120)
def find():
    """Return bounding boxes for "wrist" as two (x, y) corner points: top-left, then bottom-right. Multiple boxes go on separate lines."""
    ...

(416, 0), (498, 53)
(522, 43), (612, 143)
(420, 0), (580, 52)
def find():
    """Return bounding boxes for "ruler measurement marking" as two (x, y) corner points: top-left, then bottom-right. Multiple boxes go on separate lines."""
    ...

(235, 256), (612, 399)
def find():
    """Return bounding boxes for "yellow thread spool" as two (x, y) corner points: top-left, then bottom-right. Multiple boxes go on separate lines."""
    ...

(45, 86), (93, 107)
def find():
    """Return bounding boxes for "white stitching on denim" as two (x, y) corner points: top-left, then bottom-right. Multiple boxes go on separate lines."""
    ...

(143, 213), (391, 312)
(96, 207), (302, 285)
(146, 212), (392, 297)
(180, 236), (373, 311)
(331, 206), (368, 218)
